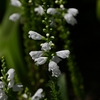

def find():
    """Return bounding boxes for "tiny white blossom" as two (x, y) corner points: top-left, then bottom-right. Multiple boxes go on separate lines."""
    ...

(64, 13), (77, 25)
(31, 88), (44, 100)
(7, 68), (15, 80)
(0, 81), (4, 89)
(48, 61), (61, 77)
(35, 57), (47, 65)
(47, 8), (57, 15)
(9, 13), (20, 22)
(56, 50), (70, 59)
(29, 51), (43, 60)
(11, 0), (21, 7)
(0, 89), (8, 100)
(34, 6), (44, 15)
(67, 8), (78, 16)
(28, 31), (43, 40)
(12, 84), (23, 91)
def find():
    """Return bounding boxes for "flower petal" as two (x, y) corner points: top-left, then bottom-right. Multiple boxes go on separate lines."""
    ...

(31, 88), (44, 100)
(56, 50), (70, 59)
(7, 68), (15, 80)
(35, 57), (47, 65)
(9, 13), (20, 22)
(34, 6), (44, 15)
(47, 8), (57, 15)
(67, 8), (78, 16)
(48, 61), (61, 77)
(11, 0), (21, 7)
(28, 31), (43, 40)
(64, 13), (77, 25)
(29, 51), (43, 60)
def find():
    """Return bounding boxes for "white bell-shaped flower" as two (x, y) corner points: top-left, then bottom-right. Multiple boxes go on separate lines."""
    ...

(67, 8), (78, 16)
(34, 6), (44, 15)
(35, 57), (47, 65)
(11, 0), (21, 7)
(47, 8), (57, 15)
(9, 13), (20, 22)
(56, 50), (70, 59)
(31, 88), (44, 100)
(7, 68), (15, 80)
(51, 68), (61, 77)
(48, 61), (61, 77)
(29, 51), (43, 60)
(48, 61), (59, 71)
(64, 13), (77, 25)
(28, 31), (43, 40)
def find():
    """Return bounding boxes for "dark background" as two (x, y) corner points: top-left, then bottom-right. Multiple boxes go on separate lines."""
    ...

(67, 0), (100, 99)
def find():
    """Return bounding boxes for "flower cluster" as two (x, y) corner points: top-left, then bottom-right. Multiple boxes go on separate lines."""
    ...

(7, 68), (23, 91)
(0, 68), (23, 100)
(29, 31), (70, 77)
(34, 5), (78, 25)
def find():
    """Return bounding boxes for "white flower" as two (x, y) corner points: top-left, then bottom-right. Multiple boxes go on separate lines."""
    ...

(28, 31), (43, 40)
(67, 8), (78, 16)
(31, 88), (44, 100)
(8, 79), (14, 88)
(52, 68), (61, 77)
(48, 61), (59, 71)
(47, 8), (57, 15)
(56, 50), (70, 59)
(52, 55), (62, 63)
(0, 81), (4, 89)
(48, 61), (61, 77)
(11, 0), (21, 7)
(35, 57), (47, 65)
(0, 89), (8, 100)
(41, 41), (53, 51)
(7, 68), (15, 80)
(12, 84), (23, 91)
(9, 13), (20, 22)
(64, 13), (77, 25)
(29, 51), (43, 60)
(34, 6), (44, 15)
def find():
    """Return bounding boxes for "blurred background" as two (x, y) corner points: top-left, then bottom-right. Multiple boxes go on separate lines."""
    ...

(0, 0), (100, 100)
